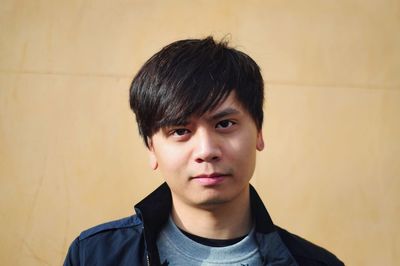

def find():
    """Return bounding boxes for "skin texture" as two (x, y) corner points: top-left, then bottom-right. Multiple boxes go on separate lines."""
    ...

(148, 92), (264, 239)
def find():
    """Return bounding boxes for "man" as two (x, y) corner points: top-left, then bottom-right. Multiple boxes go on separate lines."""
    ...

(64, 37), (344, 265)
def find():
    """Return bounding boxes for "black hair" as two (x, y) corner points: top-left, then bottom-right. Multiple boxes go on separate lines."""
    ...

(129, 36), (264, 147)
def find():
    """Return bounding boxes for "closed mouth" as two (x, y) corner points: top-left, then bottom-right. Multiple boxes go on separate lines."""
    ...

(191, 173), (229, 179)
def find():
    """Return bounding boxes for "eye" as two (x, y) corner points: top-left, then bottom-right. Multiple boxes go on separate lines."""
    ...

(216, 120), (236, 129)
(169, 128), (191, 141)
(173, 128), (190, 136)
(164, 125), (192, 141)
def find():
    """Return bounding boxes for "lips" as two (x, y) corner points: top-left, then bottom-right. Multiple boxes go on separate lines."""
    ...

(191, 173), (229, 186)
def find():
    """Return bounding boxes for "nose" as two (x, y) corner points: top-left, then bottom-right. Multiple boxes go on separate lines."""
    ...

(193, 130), (222, 163)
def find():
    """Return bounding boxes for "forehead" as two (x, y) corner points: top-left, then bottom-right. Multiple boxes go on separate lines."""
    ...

(183, 92), (244, 123)
(153, 91), (247, 131)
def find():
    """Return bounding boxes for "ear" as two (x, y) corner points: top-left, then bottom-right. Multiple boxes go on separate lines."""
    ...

(256, 131), (265, 151)
(147, 138), (158, 170)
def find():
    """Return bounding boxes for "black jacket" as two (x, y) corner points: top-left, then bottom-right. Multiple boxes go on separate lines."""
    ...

(64, 183), (344, 265)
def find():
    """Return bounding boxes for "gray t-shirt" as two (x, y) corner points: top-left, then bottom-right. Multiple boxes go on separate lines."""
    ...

(156, 217), (263, 266)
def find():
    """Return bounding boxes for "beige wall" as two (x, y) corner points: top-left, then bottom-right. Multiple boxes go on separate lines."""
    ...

(1, 0), (399, 265)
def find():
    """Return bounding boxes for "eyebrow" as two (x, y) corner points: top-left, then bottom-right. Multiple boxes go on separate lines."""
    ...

(161, 107), (241, 129)
(208, 107), (241, 121)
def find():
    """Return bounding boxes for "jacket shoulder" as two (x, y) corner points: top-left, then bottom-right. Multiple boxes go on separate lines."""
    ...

(79, 215), (142, 240)
(276, 226), (344, 266)
(64, 215), (144, 266)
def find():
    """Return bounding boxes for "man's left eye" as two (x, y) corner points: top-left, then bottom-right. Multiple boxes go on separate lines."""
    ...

(216, 120), (235, 129)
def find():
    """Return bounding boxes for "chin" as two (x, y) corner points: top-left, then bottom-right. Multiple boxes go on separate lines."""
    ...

(195, 196), (231, 209)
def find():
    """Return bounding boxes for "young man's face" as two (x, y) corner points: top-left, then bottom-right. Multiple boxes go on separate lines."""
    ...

(148, 92), (264, 209)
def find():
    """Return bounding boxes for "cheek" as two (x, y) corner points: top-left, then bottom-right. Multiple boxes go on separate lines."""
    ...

(224, 133), (258, 178)
(155, 145), (187, 176)
(228, 132), (257, 159)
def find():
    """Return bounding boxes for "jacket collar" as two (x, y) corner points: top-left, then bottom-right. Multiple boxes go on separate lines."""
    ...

(134, 183), (171, 266)
(134, 182), (277, 265)
(249, 184), (276, 234)
(135, 182), (276, 234)
(135, 183), (172, 237)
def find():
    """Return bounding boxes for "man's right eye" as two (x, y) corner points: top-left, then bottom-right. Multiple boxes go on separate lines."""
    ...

(171, 128), (190, 137)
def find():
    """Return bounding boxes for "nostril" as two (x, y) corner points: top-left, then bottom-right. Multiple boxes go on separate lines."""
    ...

(195, 158), (204, 163)
(195, 155), (220, 163)
(211, 156), (220, 161)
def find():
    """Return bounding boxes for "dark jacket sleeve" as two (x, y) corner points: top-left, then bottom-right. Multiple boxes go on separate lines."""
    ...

(64, 237), (80, 266)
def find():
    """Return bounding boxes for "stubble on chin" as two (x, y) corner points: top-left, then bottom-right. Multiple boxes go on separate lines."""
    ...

(194, 195), (233, 211)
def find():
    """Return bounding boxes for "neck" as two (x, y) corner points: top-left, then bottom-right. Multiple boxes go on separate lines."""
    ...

(170, 187), (252, 240)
